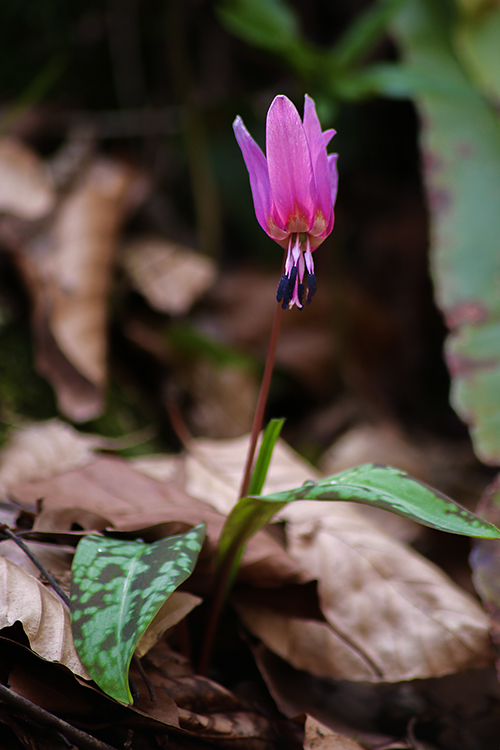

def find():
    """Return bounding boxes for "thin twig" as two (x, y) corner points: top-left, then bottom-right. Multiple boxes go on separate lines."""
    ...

(133, 655), (157, 702)
(0, 527), (70, 608)
(0, 683), (117, 750)
(165, 396), (194, 450)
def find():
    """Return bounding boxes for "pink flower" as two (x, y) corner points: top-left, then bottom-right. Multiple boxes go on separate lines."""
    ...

(233, 94), (338, 309)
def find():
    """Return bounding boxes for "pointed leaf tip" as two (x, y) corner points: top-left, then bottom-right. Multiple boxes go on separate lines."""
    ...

(70, 523), (205, 703)
(262, 464), (500, 539)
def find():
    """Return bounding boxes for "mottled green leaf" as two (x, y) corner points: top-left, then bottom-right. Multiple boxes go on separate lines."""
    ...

(389, 0), (500, 464)
(70, 524), (205, 704)
(260, 464), (500, 536)
(218, 465), (500, 584)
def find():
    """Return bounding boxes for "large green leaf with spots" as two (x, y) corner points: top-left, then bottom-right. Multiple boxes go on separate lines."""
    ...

(218, 464), (500, 582)
(70, 524), (205, 704)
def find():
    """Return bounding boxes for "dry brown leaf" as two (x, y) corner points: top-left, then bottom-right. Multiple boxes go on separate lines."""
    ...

(15, 157), (146, 421)
(0, 138), (55, 220)
(176, 706), (274, 745)
(130, 453), (184, 484)
(33, 505), (112, 533)
(132, 651), (276, 745)
(11, 456), (210, 522)
(304, 716), (365, 750)
(136, 591), (201, 658)
(0, 538), (73, 589)
(319, 424), (431, 480)
(0, 556), (89, 679)
(234, 602), (377, 680)
(184, 434), (321, 515)
(277, 501), (493, 682)
(122, 237), (217, 315)
(11, 457), (309, 590)
(0, 420), (102, 495)
(43, 159), (141, 391)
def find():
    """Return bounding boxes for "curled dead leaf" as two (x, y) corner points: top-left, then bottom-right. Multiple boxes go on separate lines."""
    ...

(132, 648), (276, 745)
(177, 706), (275, 745)
(122, 237), (217, 315)
(304, 716), (365, 750)
(0, 138), (55, 220)
(33, 506), (112, 533)
(0, 557), (89, 679)
(0, 420), (102, 495)
(15, 157), (147, 421)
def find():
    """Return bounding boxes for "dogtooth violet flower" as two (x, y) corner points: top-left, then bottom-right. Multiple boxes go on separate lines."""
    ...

(233, 94), (338, 309)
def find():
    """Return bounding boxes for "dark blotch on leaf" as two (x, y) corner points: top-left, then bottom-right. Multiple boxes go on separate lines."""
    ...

(122, 613), (141, 643)
(100, 631), (118, 651)
(97, 563), (124, 583)
(73, 589), (107, 611)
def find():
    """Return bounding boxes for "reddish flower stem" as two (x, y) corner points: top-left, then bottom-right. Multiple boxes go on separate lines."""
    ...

(198, 300), (283, 676)
(238, 301), (283, 499)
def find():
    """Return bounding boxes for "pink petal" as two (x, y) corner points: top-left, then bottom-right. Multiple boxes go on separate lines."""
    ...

(303, 95), (334, 230)
(323, 128), (336, 147)
(233, 116), (273, 235)
(328, 153), (339, 207)
(266, 96), (316, 231)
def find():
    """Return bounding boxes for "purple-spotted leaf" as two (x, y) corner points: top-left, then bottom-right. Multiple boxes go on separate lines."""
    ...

(70, 524), (205, 704)
(389, 0), (500, 464)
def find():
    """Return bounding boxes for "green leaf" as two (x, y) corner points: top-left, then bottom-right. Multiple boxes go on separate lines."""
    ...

(167, 322), (253, 370)
(454, 4), (500, 103)
(216, 419), (284, 594)
(217, 465), (500, 578)
(246, 418), (285, 496)
(216, 0), (319, 76)
(390, 0), (500, 464)
(330, 0), (406, 69)
(70, 524), (205, 704)
(216, 0), (299, 53)
(259, 464), (500, 536)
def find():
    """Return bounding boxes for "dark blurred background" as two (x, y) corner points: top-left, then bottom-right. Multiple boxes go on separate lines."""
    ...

(0, 0), (473, 477)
